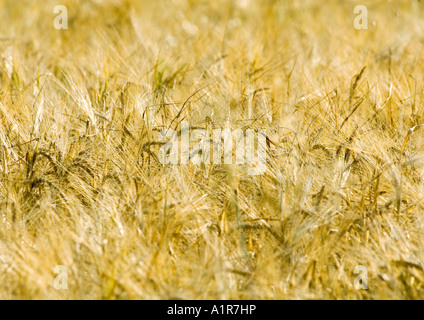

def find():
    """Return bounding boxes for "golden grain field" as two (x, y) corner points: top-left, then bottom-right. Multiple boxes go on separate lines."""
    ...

(1, 0), (424, 299)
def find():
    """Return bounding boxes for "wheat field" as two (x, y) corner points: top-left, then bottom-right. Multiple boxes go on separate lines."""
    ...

(0, 0), (424, 300)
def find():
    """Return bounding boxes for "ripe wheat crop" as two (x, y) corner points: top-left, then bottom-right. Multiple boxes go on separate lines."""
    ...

(0, 0), (424, 299)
